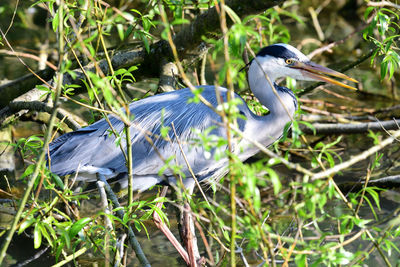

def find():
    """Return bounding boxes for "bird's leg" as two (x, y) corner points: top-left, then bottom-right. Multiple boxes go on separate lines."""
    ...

(153, 186), (190, 265)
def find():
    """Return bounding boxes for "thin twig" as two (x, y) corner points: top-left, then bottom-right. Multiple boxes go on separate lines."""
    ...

(96, 181), (113, 230)
(4, 0), (19, 35)
(114, 233), (127, 267)
(51, 247), (88, 267)
(12, 246), (50, 267)
(312, 129), (400, 180)
(96, 173), (150, 267)
(308, 7), (324, 41)
(355, 167), (371, 215)
(0, 30), (54, 90)
(195, 220), (215, 265)
(0, 50), (57, 70)
(125, 125), (134, 211)
(0, 2), (65, 263)
(227, 122), (314, 177)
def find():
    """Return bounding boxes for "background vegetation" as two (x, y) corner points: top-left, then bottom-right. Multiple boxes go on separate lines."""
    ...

(0, 0), (399, 266)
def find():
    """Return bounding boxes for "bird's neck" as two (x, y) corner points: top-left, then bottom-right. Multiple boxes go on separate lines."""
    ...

(247, 62), (297, 144)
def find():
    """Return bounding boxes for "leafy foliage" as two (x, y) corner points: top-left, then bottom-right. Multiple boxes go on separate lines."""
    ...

(363, 6), (400, 80)
(1, 0), (399, 266)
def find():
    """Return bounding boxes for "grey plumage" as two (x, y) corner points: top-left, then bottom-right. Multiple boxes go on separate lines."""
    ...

(49, 86), (252, 191)
(48, 43), (356, 192)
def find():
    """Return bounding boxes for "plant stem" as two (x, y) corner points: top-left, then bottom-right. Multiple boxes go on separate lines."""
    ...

(312, 129), (400, 180)
(97, 173), (150, 267)
(0, 1), (65, 263)
(125, 125), (134, 210)
(230, 177), (237, 267)
(51, 247), (88, 267)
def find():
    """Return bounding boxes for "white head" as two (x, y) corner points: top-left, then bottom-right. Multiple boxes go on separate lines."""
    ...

(249, 43), (358, 89)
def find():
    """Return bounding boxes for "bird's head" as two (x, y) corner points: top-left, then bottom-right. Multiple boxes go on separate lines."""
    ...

(251, 43), (358, 90)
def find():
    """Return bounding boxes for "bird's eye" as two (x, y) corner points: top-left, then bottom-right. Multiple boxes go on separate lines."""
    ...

(285, 59), (294, 65)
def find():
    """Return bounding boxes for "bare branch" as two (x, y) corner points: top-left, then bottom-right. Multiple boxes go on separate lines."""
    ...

(312, 130), (400, 180)
(368, 175), (400, 186)
(301, 119), (400, 135)
(368, 1), (400, 9)
(0, 69), (55, 109)
(0, 50), (57, 70)
(1, 100), (82, 131)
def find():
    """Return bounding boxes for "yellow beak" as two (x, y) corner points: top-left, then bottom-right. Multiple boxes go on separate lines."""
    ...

(290, 61), (358, 90)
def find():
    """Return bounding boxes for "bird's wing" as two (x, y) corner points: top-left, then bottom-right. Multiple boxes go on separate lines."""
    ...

(48, 115), (125, 176)
(127, 86), (249, 180)
(49, 86), (248, 181)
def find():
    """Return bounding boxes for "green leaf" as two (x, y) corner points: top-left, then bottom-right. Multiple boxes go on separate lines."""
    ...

(328, 180), (335, 199)
(362, 195), (378, 221)
(364, 187), (381, 210)
(102, 86), (115, 106)
(353, 217), (372, 228)
(21, 164), (35, 179)
(140, 221), (149, 238)
(103, 213), (124, 226)
(171, 18), (190, 25)
(381, 8), (399, 20)
(134, 220), (142, 232)
(381, 60), (388, 80)
(266, 168), (281, 195)
(34, 223), (42, 249)
(364, 6), (375, 20)
(52, 9), (59, 32)
(18, 217), (36, 234)
(69, 217), (92, 238)
(253, 187), (261, 212)
(295, 254), (307, 267)
(279, 9), (305, 25)
(51, 174), (65, 190)
(116, 24), (125, 41)
(160, 126), (171, 138)
(222, 228), (230, 242)
(38, 223), (52, 247)
(130, 8), (142, 16)
(123, 212), (130, 224)
(223, 4), (241, 24)
(141, 34), (150, 53)
(325, 152), (334, 168)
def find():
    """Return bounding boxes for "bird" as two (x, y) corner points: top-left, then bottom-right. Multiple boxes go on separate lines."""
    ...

(48, 43), (357, 264)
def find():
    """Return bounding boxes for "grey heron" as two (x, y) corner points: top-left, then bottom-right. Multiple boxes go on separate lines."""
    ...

(48, 43), (357, 264)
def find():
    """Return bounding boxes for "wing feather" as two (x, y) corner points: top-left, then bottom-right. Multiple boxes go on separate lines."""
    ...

(49, 86), (249, 183)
